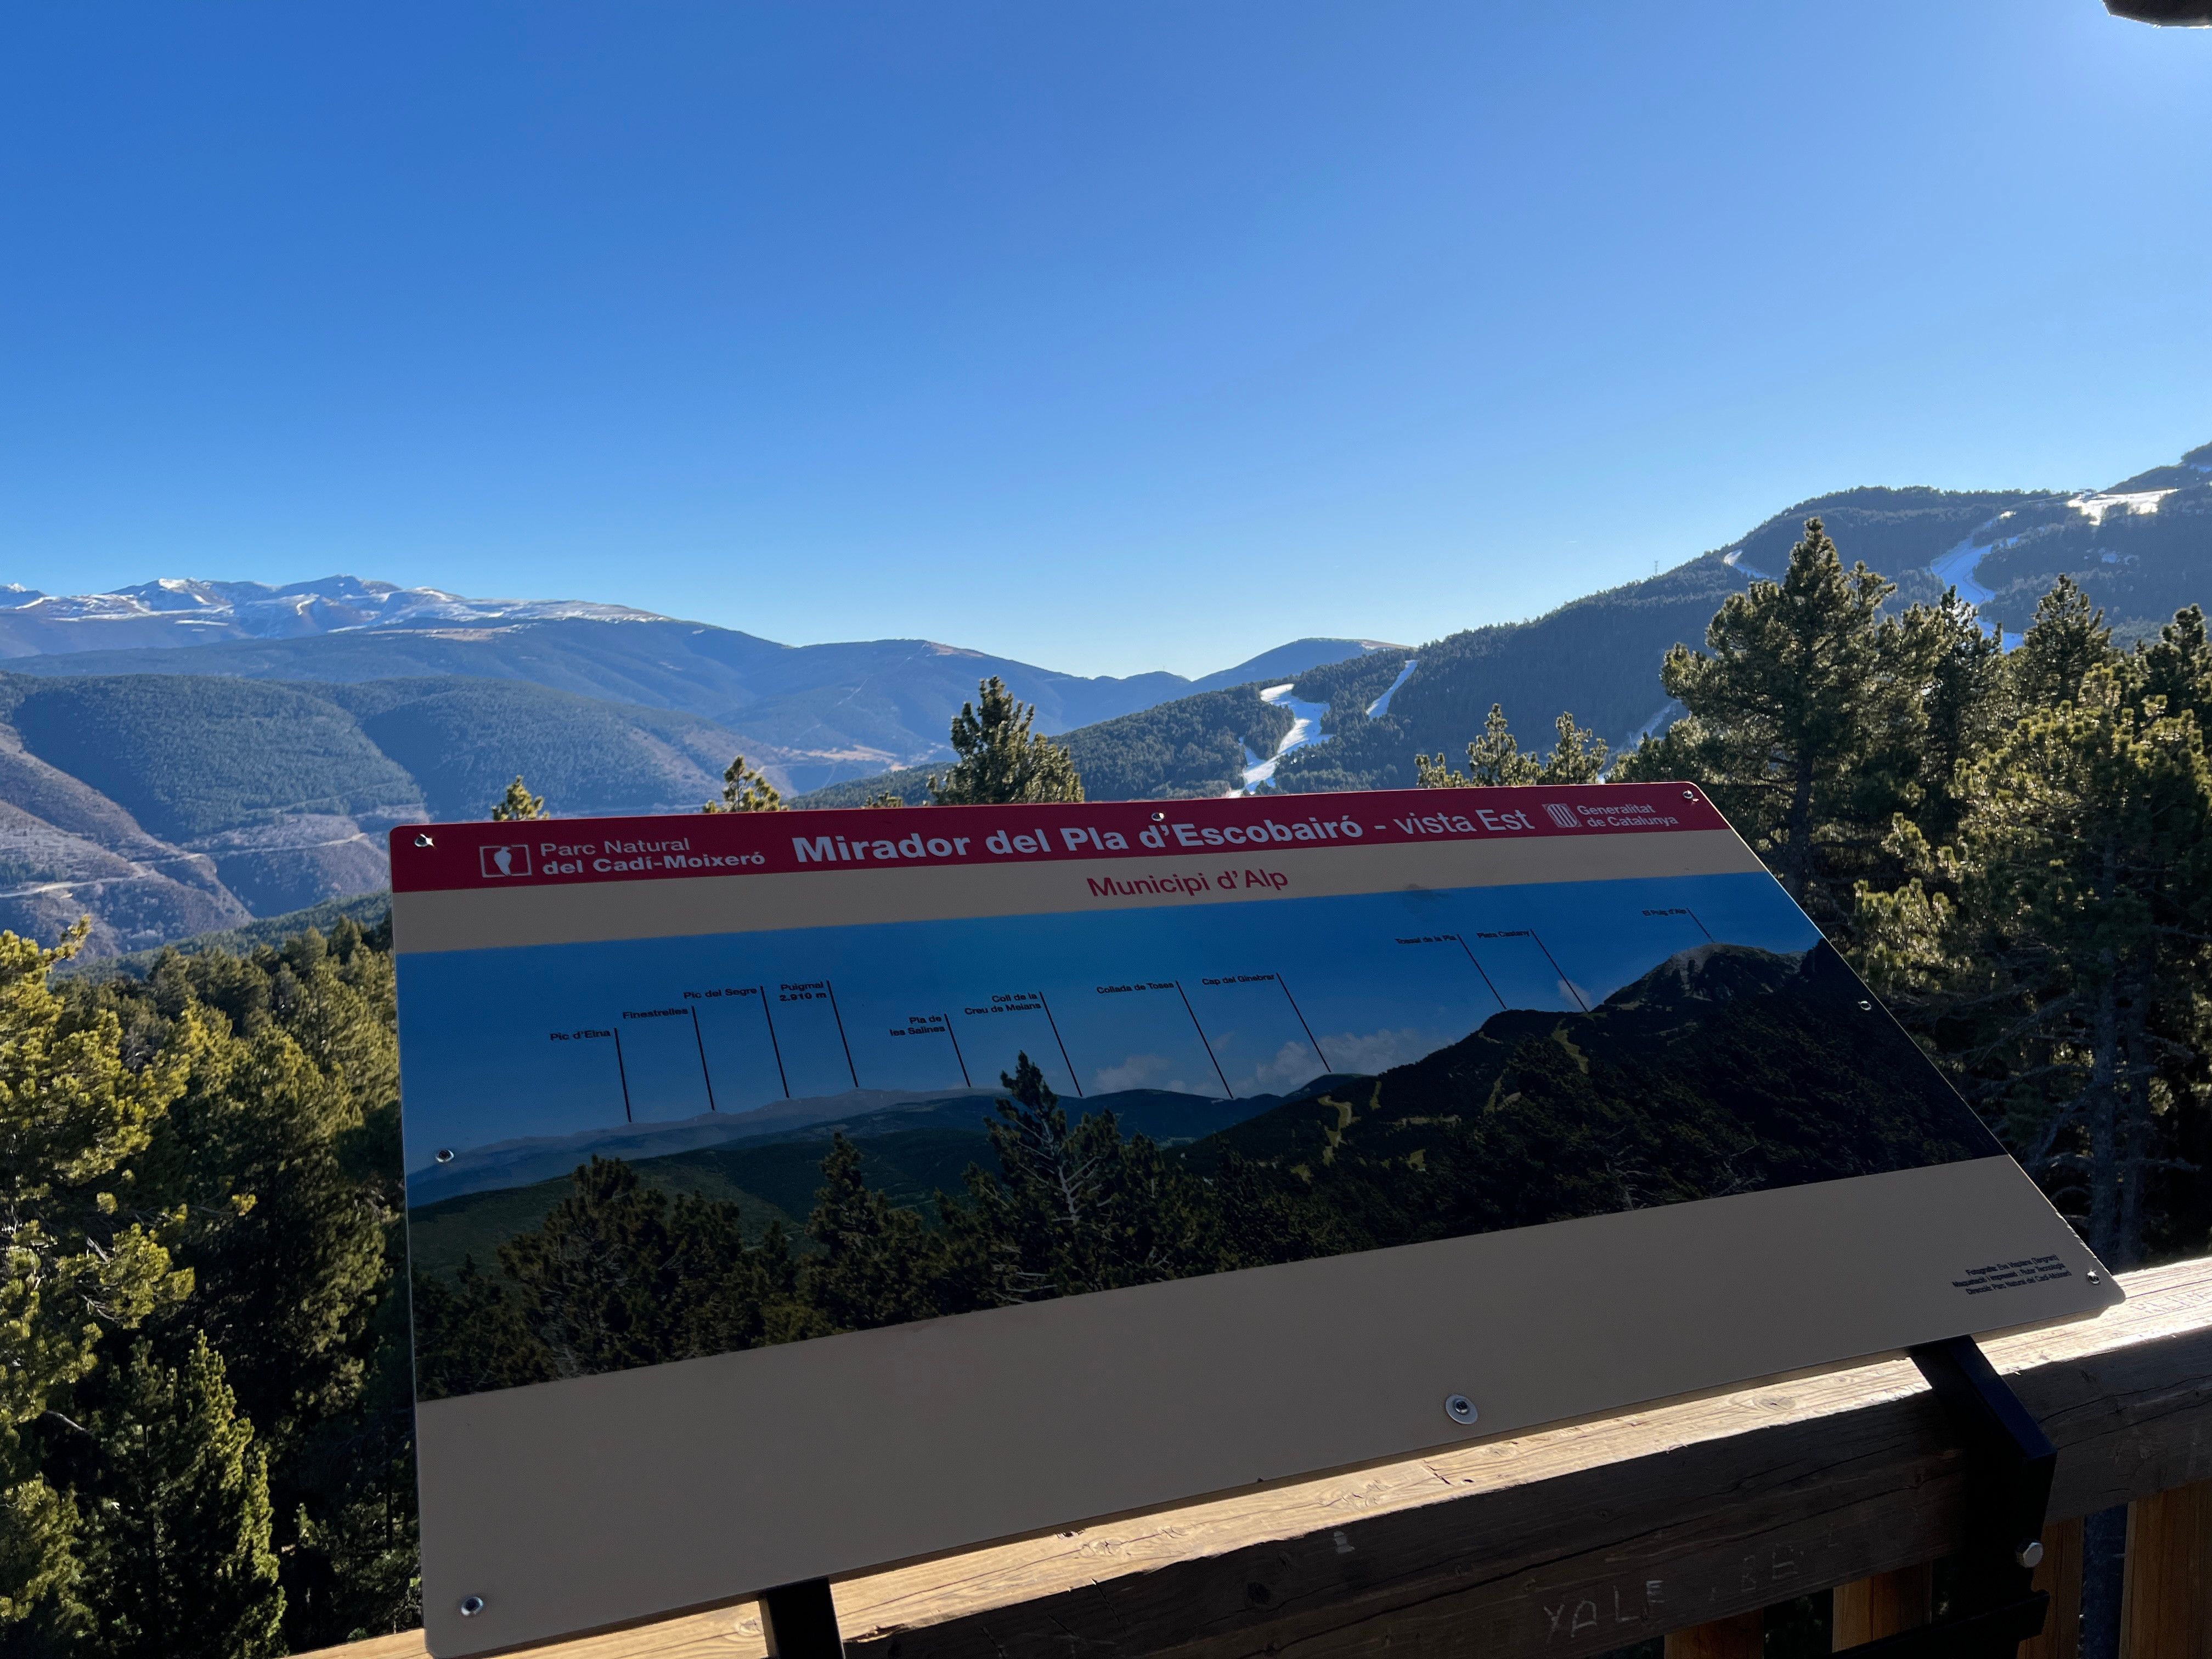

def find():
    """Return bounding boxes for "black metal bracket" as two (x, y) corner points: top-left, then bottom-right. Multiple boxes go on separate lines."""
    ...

(762, 1576), (845, 1659)
(1834, 1334), (2058, 1658)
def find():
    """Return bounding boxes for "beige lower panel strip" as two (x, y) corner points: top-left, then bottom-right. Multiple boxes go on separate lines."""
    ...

(413, 1154), (2110, 1655)
(394, 829), (1765, 953)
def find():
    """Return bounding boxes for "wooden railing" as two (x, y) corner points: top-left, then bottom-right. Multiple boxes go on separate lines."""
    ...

(307, 1255), (2212, 1659)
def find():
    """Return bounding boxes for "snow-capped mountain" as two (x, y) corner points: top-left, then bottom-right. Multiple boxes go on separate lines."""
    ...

(0, 576), (663, 657)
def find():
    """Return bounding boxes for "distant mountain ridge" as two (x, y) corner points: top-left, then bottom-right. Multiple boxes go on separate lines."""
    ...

(0, 633), (1395, 957)
(9, 437), (2207, 957)
(1192, 939), (1999, 1205)
(406, 1081), (1284, 1212)
(904, 437), (2212, 805)
(3, 588), (1397, 793)
(0, 668), (838, 955)
(0, 574), (663, 654)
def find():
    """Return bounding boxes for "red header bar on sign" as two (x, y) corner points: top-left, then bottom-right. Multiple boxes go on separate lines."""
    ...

(387, 785), (1725, 895)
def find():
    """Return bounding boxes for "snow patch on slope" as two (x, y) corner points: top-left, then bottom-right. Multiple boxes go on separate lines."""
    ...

(1231, 684), (1332, 794)
(1626, 701), (1683, 749)
(1929, 526), (2002, 608)
(2068, 489), (2175, 527)
(1365, 658), (1419, 717)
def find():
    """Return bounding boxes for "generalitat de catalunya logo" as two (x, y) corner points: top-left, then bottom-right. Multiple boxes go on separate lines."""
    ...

(479, 844), (533, 878)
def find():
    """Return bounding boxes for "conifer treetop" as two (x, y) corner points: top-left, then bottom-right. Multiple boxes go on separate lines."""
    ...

(489, 775), (548, 821)
(929, 677), (1084, 806)
(1417, 704), (1607, 788)
(704, 754), (785, 814)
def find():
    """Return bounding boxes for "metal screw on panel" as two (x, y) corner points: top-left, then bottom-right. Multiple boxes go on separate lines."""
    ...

(1150, 811), (1166, 822)
(2086, 1272), (2101, 1284)
(1858, 1000), (1873, 1011)
(1444, 1395), (1478, 1425)
(459, 1596), (486, 1618)
(435, 1149), (456, 1164)
(2015, 1541), (2045, 1570)
(414, 832), (435, 848)
(1681, 789), (1696, 800)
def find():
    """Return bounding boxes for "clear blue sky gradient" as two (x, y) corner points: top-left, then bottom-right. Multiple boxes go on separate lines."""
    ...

(3, 3), (2208, 676)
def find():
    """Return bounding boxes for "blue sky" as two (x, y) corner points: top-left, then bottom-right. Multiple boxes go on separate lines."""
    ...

(396, 870), (1819, 1172)
(4, 3), (2208, 678)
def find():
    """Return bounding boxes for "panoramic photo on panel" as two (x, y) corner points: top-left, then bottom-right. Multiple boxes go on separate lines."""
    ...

(396, 792), (2002, 1400)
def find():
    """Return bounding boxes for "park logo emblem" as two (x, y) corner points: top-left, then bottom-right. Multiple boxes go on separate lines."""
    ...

(477, 843), (532, 878)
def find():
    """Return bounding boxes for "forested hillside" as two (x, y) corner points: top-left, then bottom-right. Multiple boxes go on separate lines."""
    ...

(9, 611), (1386, 795)
(5, 919), (415, 1654)
(0, 673), (757, 957)
(1968, 444), (2212, 631)
(811, 442), (2212, 804)
(795, 683), (1300, 806)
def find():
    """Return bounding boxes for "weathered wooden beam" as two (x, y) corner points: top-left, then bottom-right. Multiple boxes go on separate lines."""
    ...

(2119, 1476), (2211, 1659)
(837, 1256), (2212, 1659)
(1664, 1609), (1762, 1657)
(297, 1256), (2212, 1659)
(1831, 1565), (1929, 1647)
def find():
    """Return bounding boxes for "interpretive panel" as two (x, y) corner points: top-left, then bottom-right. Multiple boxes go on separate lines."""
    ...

(392, 787), (2113, 1655)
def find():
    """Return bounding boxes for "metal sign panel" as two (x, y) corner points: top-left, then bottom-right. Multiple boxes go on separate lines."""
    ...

(391, 786), (2113, 1655)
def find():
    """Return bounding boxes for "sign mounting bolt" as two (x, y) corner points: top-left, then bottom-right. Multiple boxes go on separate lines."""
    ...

(414, 832), (435, 848)
(1444, 1395), (1477, 1425)
(459, 1595), (486, 1617)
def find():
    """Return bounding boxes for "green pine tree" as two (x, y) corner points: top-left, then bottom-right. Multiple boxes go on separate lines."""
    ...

(949, 1055), (1217, 1304)
(1893, 586), (2009, 849)
(803, 1136), (949, 1331)
(1615, 517), (1920, 923)
(74, 1335), (285, 1659)
(146, 1026), (382, 1446)
(494, 1158), (704, 1379)
(443, 1158), (806, 1385)
(1537, 710), (1609, 783)
(488, 775), (547, 821)
(407, 1259), (555, 1402)
(703, 754), (785, 814)
(1858, 663), (2212, 1267)
(1417, 703), (1537, 787)
(2008, 574), (2117, 710)
(1417, 706), (1605, 788)
(929, 679), (1084, 805)
(0, 926), (196, 1634)
(2138, 603), (2211, 733)
(122, 922), (416, 1647)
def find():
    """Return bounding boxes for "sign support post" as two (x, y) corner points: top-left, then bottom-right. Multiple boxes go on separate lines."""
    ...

(761, 1577), (845, 1659)
(1836, 1335), (2057, 1657)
